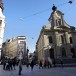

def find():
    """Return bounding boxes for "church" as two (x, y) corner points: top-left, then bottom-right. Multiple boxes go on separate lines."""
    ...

(36, 5), (76, 61)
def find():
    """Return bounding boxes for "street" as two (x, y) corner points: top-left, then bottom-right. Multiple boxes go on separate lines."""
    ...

(0, 65), (76, 76)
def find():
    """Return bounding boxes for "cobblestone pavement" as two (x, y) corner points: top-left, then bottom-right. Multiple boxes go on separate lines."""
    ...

(0, 65), (76, 76)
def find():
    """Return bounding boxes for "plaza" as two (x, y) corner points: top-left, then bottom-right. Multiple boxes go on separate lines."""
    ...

(0, 65), (76, 76)
(0, 0), (76, 76)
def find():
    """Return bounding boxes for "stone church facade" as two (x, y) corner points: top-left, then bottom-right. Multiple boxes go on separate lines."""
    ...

(36, 6), (76, 61)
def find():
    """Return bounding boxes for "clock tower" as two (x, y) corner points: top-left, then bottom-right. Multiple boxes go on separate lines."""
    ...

(0, 0), (6, 58)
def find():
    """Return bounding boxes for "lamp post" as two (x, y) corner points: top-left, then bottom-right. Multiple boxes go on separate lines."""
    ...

(27, 47), (29, 63)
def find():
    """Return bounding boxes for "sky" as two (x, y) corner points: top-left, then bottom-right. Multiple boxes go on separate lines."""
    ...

(3, 0), (76, 53)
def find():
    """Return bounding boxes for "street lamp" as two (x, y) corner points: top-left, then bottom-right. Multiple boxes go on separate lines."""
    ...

(27, 47), (29, 62)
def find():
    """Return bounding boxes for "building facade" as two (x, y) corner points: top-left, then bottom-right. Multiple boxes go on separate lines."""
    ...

(36, 6), (76, 61)
(2, 36), (27, 60)
(0, 0), (6, 58)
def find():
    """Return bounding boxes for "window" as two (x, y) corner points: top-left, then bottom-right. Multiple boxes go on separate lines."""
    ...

(70, 37), (72, 44)
(56, 19), (61, 26)
(0, 20), (2, 26)
(58, 19), (61, 26)
(20, 41), (25, 44)
(61, 35), (64, 43)
(48, 36), (53, 44)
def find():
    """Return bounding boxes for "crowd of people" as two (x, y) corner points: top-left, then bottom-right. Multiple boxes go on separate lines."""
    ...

(38, 57), (64, 69)
(2, 58), (35, 75)
(2, 57), (63, 75)
(38, 57), (54, 69)
(3, 58), (16, 71)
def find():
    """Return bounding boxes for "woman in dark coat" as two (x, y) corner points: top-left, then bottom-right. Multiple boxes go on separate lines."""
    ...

(30, 60), (34, 71)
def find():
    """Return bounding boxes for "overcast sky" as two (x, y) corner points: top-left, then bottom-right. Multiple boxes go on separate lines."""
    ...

(3, 0), (76, 53)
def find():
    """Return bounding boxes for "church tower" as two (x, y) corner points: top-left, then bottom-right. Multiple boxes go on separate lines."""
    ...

(48, 5), (65, 29)
(0, 0), (6, 58)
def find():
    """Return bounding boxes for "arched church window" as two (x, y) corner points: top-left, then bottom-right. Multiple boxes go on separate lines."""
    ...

(58, 19), (61, 26)
(61, 35), (64, 43)
(56, 19), (62, 26)
(56, 20), (58, 26)
(48, 36), (53, 44)
(69, 37), (72, 44)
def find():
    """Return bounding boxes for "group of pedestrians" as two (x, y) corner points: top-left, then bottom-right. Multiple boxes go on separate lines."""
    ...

(3, 59), (16, 71)
(2, 58), (22, 75)
(2, 58), (63, 75)
(38, 58), (64, 69)
(3, 58), (35, 75)
(18, 59), (63, 75)
(39, 58), (53, 69)
(39, 59), (50, 69)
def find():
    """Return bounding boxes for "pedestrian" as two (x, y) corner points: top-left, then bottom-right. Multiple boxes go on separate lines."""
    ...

(47, 60), (50, 68)
(3, 60), (6, 70)
(42, 59), (45, 68)
(12, 60), (16, 70)
(26, 62), (29, 68)
(9, 59), (13, 71)
(44, 60), (47, 68)
(30, 60), (34, 71)
(53, 59), (56, 67)
(60, 59), (63, 68)
(48, 57), (53, 68)
(18, 60), (22, 75)
(39, 60), (42, 69)
(6, 60), (9, 70)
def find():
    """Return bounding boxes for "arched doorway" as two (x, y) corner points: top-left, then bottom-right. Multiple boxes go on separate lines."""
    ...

(71, 48), (75, 58)
(49, 48), (54, 59)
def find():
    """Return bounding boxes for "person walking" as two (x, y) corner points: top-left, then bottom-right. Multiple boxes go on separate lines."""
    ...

(30, 60), (34, 71)
(60, 59), (63, 68)
(53, 59), (56, 67)
(48, 57), (53, 68)
(18, 60), (22, 75)
(39, 60), (42, 69)
(3, 60), (6, 70)
(12, 60), (16, 70)
(26, 62), (29, 68)
(9, 59), (13, 71)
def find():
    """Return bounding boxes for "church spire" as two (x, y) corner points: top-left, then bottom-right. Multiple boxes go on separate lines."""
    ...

(0, 0), (3, 11)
